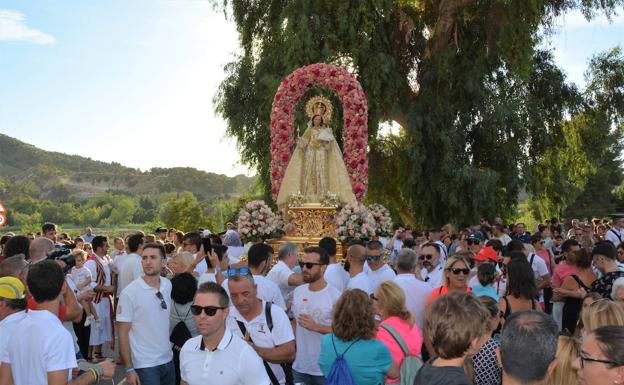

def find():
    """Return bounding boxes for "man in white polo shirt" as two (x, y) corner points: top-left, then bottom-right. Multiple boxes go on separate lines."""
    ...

(117, 243), (174, 385)
(393, 248), (432, 330)
(180, 282), (270, 385)
(227, 273), (295, 385)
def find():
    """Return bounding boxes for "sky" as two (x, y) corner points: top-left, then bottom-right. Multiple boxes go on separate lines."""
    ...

(0, 1), (623, 177)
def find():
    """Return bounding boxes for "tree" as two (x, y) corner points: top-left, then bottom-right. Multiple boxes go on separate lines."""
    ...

(215, 0), (624, 226)
(160, 192), (214, 232)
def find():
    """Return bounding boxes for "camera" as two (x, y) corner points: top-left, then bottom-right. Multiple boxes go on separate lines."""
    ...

(46, 245), (76, 270)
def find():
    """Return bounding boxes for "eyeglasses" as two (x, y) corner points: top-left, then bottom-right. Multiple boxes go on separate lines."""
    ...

(227, 267), (250, 276)
(301, 262), (324, 269)
(449, 268), (470, 275)
(366, 255), (381, 261)
(467, 239), (480, 245)
(369, 293), (378, 301)
(190, 305), (227, 316)
(578, 351), (619, 369)
(182, 242), (194, 247)
(155, 291), (167, 310)
(418, 254), (434, 261)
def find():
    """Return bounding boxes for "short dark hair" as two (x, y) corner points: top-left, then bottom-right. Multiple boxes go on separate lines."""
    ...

(477, 263), (496, 286)
(593, 326), (624, 367)
(128, 233), (144, 253)
(561, 239), (579, 253)
(506, 258), (538, 299)
(501, 311), (558, 383)
(143, 242), (165, 259)
(593, 241), (617, 260)
(366, 240), (383, 251)
(0, 297), (27, 311)
(318, 237), (337, 257)
(171, 273), (198, 304)
(182, 232), (201, 251)
(3, 236), (30, 259)
(42, 222), (56, 233)
(485, 239), (503, 253)
(27, 260), (65, 303)
(196, 281), (229, 308)
(164, 243), (176, 254)
(506, 239), (525, 253)
(303, 246), (329, 265)
(247, 243), (273, 268)
(91, 236), (108, 253)
(421, 242), (441, 254)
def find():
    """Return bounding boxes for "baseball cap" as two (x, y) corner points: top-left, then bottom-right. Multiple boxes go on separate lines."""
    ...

(0, 277), (26, 300)
(474, 246), (498, 263)
(468, 231), (484, 241)
(155, 227), (167, 233)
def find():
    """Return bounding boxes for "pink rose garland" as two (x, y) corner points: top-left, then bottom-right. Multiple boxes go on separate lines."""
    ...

(270, 63), (368, 202)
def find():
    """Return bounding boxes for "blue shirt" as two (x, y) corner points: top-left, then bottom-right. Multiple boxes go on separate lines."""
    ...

(472, 283), (499, 302)
(318, 334), (393, 385)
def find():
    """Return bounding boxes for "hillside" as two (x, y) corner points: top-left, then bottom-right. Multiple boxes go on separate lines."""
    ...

(0, 133), (255, 201)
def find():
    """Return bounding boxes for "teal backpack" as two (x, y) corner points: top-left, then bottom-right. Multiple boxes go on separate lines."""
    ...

(380, 324), (423, 385)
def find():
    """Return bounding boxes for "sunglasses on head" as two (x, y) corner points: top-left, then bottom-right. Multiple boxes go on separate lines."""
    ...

(190, 305), (227, 316)
(418, 254), (434, 261)
(300, 261), (325, 269)
(369, 293), (378, 301)
(366, 255), (381, 261)
(467, 239), (480, 245)
(155, 291), (167, 310)
(449, 268), (470, 275)
(227, 267), (250, 276)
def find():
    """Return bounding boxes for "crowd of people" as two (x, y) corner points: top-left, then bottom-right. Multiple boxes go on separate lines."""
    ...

(0, 216), (623, 385)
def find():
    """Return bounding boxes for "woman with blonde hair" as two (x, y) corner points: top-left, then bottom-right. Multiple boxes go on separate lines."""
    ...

(579, 299), (624, 335)
(318, 289), (398, 385)
(374, 281), (422, 384)
(547, 335), (578, 385)
(168, 251), (195, 275)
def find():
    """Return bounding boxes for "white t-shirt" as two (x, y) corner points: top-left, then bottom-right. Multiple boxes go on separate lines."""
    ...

(198, 272), (217, 286)
(116, 276), (173, 369)
(0, 311), (26, 363)
(71, 266), (94, 294)
(6, 309), (76, 385)
(118, 253), (143, 295)
(266, 260), (296, 301)
(180, 330), (270, 385)
(393, 274), (432, 330)
(223, 275), (287, 310)
(291, 283), (341, 376)
(194, 258), (209, 275)
(528, 253), (550, 302)
(366, 263), (397, 292)
(324, 263), (349, 292)
(606, 227), (624, 247)
(496, 234), (512, 246)
(420, 264), (444, 288)
(347, 271), (373, 295)
(227, 301), (295, 384)
(112, 252), (129, 274)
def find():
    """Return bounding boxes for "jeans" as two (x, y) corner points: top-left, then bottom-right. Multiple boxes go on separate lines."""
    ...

(136, 361), (175, 385)
(292, 369), (325, 385)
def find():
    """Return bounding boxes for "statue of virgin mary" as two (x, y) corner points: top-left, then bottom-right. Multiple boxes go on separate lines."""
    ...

(276, 97), (356, 207)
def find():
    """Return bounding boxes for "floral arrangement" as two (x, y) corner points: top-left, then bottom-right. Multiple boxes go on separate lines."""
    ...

(321, 192), (341, 208)
(335, 202), (376, 243)
(287, 192), (306, 207)
(368, 204), (393, 237)
(237, 200), (278, 243)
(270, 63), (369, 202)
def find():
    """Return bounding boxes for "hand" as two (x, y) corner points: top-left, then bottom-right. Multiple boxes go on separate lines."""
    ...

(208, 250), (219, 270)
(97, 359), (116, 379)
(126, 370), (141, 385)
(77, 290), (95, 302)
(298, 314), (317, 332)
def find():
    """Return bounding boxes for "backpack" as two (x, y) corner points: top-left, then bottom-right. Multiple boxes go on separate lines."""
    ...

(324, 335), (358, 385)
(380, 324), (423, 385)
(170, 306), (192, 351)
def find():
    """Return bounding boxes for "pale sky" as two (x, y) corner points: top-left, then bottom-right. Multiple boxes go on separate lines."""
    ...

(0, 1), (623, 177)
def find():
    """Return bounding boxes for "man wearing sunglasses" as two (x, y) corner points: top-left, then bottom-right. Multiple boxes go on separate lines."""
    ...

(180, 282), (269, 385)
(227, 274), (295, 385)
(467, 231), (484, 254)
(363, 240), (396, 292)
(222, 244), (286, 310)
(417, 242), (444, 289)
(117, 243), (174, 385)
(292, 247), (340, 385)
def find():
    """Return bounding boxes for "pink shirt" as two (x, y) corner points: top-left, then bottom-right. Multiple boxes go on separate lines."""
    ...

(536, 249), (552, 273)
(552, 262), (578, 288)
(375, 316), (422, 383)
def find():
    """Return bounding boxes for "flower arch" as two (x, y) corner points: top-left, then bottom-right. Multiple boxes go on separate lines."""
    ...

(270, 63), (368, 202)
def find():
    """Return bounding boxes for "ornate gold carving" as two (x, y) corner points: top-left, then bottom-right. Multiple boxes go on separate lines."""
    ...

(305, 95), (333, 123)
(287, 206), (337, 238)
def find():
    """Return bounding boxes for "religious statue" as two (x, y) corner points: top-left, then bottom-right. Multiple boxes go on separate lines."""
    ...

(276, 96), (357, 207)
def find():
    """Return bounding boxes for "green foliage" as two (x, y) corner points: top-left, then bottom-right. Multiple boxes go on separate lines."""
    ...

(160, 192), (214, 232)
(215, 0), (624, 227)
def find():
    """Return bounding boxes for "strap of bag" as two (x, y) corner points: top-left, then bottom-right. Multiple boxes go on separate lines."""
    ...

(263, 301), (294, 385)
(331, 334), (359, 357)
(380, 324), (410, 357)
(611, 229), (623, 243)
(265, 301), (273, 331)
(236, 320), (281, 385)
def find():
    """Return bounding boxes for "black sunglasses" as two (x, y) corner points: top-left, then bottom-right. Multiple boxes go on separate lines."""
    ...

(418, 254), (434, 261)
(190, 305), (227, 316)
(467, 239), (480, 245)
(450, 268), (470, 275)
(155, 291), (167, 310)
(301, 262), (325, 269)
(366, 255), (381, 261)
(578, 351), (619, 369)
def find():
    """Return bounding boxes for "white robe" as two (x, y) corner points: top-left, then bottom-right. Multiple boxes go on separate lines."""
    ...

(85, 255), (113, 346)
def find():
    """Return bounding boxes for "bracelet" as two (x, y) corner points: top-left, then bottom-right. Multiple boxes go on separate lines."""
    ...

(88, 367), (99, 383)
(94, 363), (104, 377)
(126, 367), (135, 373)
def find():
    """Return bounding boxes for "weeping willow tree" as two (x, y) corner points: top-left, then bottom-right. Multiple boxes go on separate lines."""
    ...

(214, 0), (624, 226)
